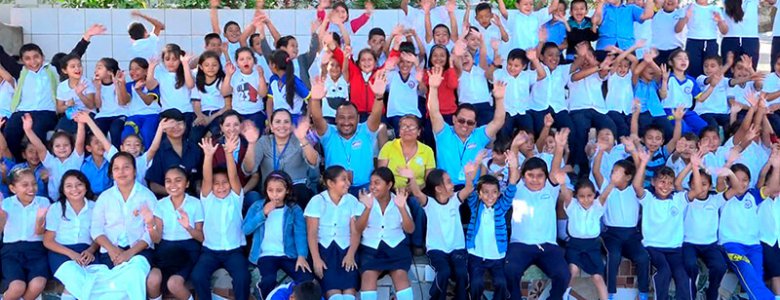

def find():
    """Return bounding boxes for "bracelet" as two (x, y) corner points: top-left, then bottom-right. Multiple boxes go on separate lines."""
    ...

(300, 142), (310, 148)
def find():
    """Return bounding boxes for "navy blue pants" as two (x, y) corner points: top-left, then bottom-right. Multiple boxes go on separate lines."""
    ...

(603, 226), (650, 294)
(638, 112), (674, 143)
(505, 243), (570, 300)
(95, 115), (126, 148)
(682, 242), (727, 300)
(2, 241), (49, 284)
(427, 249), (468, 300)
(772, 37), (780, 68)
(685, 39), (719, 78)
(501, 112), (534, 140)
(123, 114), (159, 150)
(569, 109), (617, 175)
(154, 239), (201, 281)
(699, 113), (730, 134)
(48, 243), (92, 276)
(188, 109), (222, 142)
(407, 196), (426, 249)
(5, 111), (57, 161)
(528, 108), (573, 138)
(257, 255), (313, 299)
(607, 111), (631, 138)
(721, 37), (760, 72)
(191, 247), (250, 300)
(472, 102), (495, 127)
(647, 247), (691, 300)
(468, 254), (507, 300)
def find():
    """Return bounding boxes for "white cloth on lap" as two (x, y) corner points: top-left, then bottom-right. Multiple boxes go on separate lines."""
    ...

(54, 255), (151, 300)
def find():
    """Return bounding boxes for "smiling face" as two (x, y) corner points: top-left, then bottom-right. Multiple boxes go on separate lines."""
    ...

(506, 58), (526, 77)
(433, 26), (450, 46)
(615, 58), (631, 76)
(430, 47), (448, 68)
(398, 117), (421, 143)
(220, 115), (241, 140)
(702, 58), (721, 77)
(516, 0), (534, 14)
(571, 1), (588, 22)
(22, 50), (44, 72)
(369, 174), (393, 201)
(271, 111), (293, 139)
(280, 39), (300, 59)
(165, 120), (186, 140)
(94, 61), (110, 81)
(64, 58), (83, 80)
(212, 172), (231, 199)
(52, 135), (73, 159)
(62, 175), (87, 203)
(164, 169), (188, 199)
(224, 23), (241, 43)
(542, 46), (561, 70)
(369, 35), (385, 53)
(206, 37), (223, 53)
(111, 156), (136, 187)
(731, 169), (751, 195)
(335, 105), (359, 137)
(327, 170), (351, 196)
(478, 183), (500, 206)
(358, 51), (377, 73)
(453, 108), (477, 137)
(10, 173), (37, 202)
(121, 135), (143, 157)
(643, 129), (664, 152)
(129, 61), (147, 82)
(523, 168), (547, 191)
(22, 144), (40, 166)
(652, 174), (674, 198)
(700, 130), (721, 152)
(670, 52), (690, 72)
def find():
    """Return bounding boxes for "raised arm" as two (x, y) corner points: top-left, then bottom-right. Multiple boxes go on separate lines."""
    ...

(223, 135), (243, 195)
(198, 137), (219, 197)
(210, 0), (221, 34)
(427, 67), (447, 134)
(640, 0), (655, 20)
(145, 118), (172, 164)
(632, 149), (650, 198)
(664, 106), (685, 153)
(686, 150), (705, 199)
(497, 0), (509, 20)
(21, 114), (48, 162)
(484, 81), (507, 139)
(592, 0), (605, 26)
(550, 129), (569, 185)
(131, 10), (165, 36)
(78, 112), (111, 154)
(145, 59), (159, 90)
(366, 70), (388, 132)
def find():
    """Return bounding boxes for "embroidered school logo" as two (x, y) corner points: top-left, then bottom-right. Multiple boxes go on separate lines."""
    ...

(467, 143), (477, 149)
(407, 81), (417, 89)
(684, 87), (692, 94)
(744, 200), (753, 209)
(670, 206), (679, 216)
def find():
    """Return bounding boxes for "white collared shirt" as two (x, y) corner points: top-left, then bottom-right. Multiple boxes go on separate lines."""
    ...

(91, 183), (157, 253)
(131, 33), (161, 61)
(201, 190), (246, 250)
(605, 72), (634, 114)
(510, 181), (560, 245)
(458, 67), (492, 105)
(261, 206), (287, 257)
(601, 182), (640, 228)
(495, 69), (537, 116)
(694, 75), (730, 115)
(424, 195), (465, 253)
(154, 67), (193, 113)
(506, 9), (552, 50)
(652, 9), (685, 51)
(18, 65), (56, 112)
(685, 4), (721, 40)
(469, 206), (503, 259)
(723, 0), (758, 38)
(531, 64), (571, 113)
(3, 196), (50, 243)
(684, 194), (725, 245)
(719, 190), (762, 245)
(189, 73), (226, 112)
(57, 79), (97, 113)
(45, 199), (94, 245)
(154, 194), (204, 242)
(640, 191), (687, 248)
(567, 72), (607, 113)
(304, 191), (365, 249)
(565, 199), (605, 239)
(95, 82), (127, 119)
(361, 195), (411, 249)
(43, 151), (85, 201)
(759, 197), (780, 247)
(386, 70), (422, 118)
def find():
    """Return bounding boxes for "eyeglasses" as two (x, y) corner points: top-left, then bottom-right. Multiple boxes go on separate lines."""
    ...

(400, 125), (419, 132)
(456, 118), (477, 127)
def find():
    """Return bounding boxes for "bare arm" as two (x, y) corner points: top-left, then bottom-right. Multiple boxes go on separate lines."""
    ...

(484, 82), (507, 139)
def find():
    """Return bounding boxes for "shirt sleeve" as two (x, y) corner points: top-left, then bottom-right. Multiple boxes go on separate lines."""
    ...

(90, 194), (107, 240)
(192, 199), (205, 223)
(84, 80), (97, 94)
(42, 152), (57, 169)
(303, 195), (322, 218)
(56, 82), (69, 101)
(45, 204), (61, 232)
(424, 147), (436, 169)
(294, 77), (310, 99)
(631, 5), (645, 22)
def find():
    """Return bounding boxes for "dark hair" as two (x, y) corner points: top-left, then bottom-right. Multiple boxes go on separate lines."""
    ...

(399, 41), (416, 54)
(689, 167), (713, 187)
(644, 124), (665, 138)
(204, 33), (222, 45)
(8, 168), (35, 186)
(165, 166), (189, 183)
(724, 0), (744, 22)
(196, 51), (226, 93)
(249, 33), (262, 48)
(220, 109), (242, 126)
(336, 101), (359, 115)
(263, 170), (297, 207)
(130, 57), (150, 70)
(455, 103), (477, 117)
(58, 54), (82, 79)
(234, 46), (257, 64)
(465, 26), (480, 39)
(699, 126), (720, 140)
(668, 48), (688, 67)
(422, 169), (447, 198)
(122, 133), (144, 149)
(371, 167), (396, 192)
(49, 132), (75, 154)
(475, 2), (492, 13)
(269, 50), (297, 108)
(703, 54), (723, 66)
(57, 170), (95, 221)
(614, 159), (637, 179)
(399, 114), (422, 129)
(52, 52), (68, 79)
(357, 48), (378, 65)
(541, 42), (560, 57)
(653, 166), (676, 180)
(128, 22), (147, 40)
(521, 157), (549, 178)
(332, 2), (350, 19)
(99, 57), (120, 76)
(19, 43), (43, 58)
(476, 174), (500, 192)
(322, 165), (347, 187)
(223, 21), (240, 35)
(432, 24), (451, 37)
(571, 0), (588, 9)
(427, 45), (451, 69)
(108, 151), (137, 181)
(492, 136), (511, 153)
(574, 179), (596, 195)
(270, 108), (293, 124)
(368, 28), (386, 40)
(681, 132), (699, 144)
(331, 32), (343, 47)
(275, 36), (297, 49)
(731, 163), (751, 181)
(293, 281), (322, 300)
(507, 49), (529, 66)
(162, 44), (187, 89)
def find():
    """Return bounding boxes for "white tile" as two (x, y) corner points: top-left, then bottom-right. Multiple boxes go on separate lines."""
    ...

(243, 9), (258, 28)
(190, 9), (213, 36)
(30, 8), (59, 34)
(84, 9), (113, 37)
(112, 35), (133, 62)
(269, 10), (296, 36)
(58, 34), (82, 55)
(23, 34), (32, 44)
(85, 35), (112, 62)
(110, 9), (133, 35)
(190, 36), (208, 54)
(10, 8), (31, 33)
(30, 34), (59, 58)
(217, 9), (244, 33)
(164, 9), (192, 35)
(294, 10), (317, 36)
(165, 35), (193, 54)
(83, 60), (97, 81)
(57, 9), (85, 35)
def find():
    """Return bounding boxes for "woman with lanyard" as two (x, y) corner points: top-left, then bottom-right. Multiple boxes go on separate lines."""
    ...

(242, 109), (319, 209)
(209, 110), (262, 212)
(377, 114), (436, 255)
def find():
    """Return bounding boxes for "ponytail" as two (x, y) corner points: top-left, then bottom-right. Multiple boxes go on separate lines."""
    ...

(270, 50), (296, 108)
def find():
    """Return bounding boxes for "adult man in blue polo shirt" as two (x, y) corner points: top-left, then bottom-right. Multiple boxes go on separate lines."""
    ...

(428, 67), (506, 188)
(591, 0), (654, 51)
(310, 72), (387, 196)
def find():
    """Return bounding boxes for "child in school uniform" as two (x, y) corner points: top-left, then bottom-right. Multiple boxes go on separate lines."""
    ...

(604, 42), (641, 137)
(662, 49), (709, 135)
(191, 135), (251, 300)
(421, 1), (457, 55)
(634, 150), (701, 300)
(90, 152), (162, 299)
(716, 161), (780, 300)
(666, 133), (699, 189)
(256, 11), (320, 87)
(316, 0), (373, 36)
(0, 168), (50, 300)
(505, 130), (570, 300)
(483, 138), (511, 192)
(695, 55), (733, 131)
(563, 0), (598, 61)
(120, 57), (162, 150)
(728, 55), (765, 125)
(496, 48), (545, 138)
(268, 50), (311, 124)
(681, 0), (728, 77)
(0, 64), (15, 119)
(355, 167), (415, 300)
(222, 47), (269, 131)
(243, 170), (312, 299)
(544, 2), (568, 47)
(630, 104), (684, 188)
(304, 166), (365, 300)
(385, 43), (424, 136)
(456, 41), (497, 127)
(721, 0), (760, 69)
(498, 0), (559, 51)
(405, 168), (471, 300)
(466, 149), (519, 300)
(651, 0), (685, 64)
(209, 0), (244, 63)
(761, 57), (780, 133)
(319, 48), (350, 124)
(148, 165), (204, 300)
(529, 42), (573, 135)
(128, 10), (166, 61)
(632, 50), (673, 139)
(56, 54), (96, 134)
(560, 179), (609, 300)
(591, 0), (654, 52)
(43, 170), (98, 299)
(93, 58), (128, 148)
(464, 2), (509, 64)
(675, 152), (728, 300)
(146, 44), (195, 131)
(22, 112), (85, 201)
(758, 147), (780, 296)
(80, 125), (113, 195)
(190, 51), (230, 141)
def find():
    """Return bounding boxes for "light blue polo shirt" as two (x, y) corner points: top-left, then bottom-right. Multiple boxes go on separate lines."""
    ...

(596, 4), (645, 50)
(320, 123), (378, 187)
(435, 125), (491, 185)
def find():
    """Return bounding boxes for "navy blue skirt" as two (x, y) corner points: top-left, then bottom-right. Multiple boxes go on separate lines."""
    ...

(154, 239), (201, 280)
(359, 240), (412, 272)
(2, 241), (49, 283)
(762, 242), (780, 278)
(565, 237), (605, 276)
(316, 242), (359, 292)
(48, 243), (94, 275)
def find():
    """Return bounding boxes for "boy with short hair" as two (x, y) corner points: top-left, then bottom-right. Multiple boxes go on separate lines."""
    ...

(463, 2), (509, 63)
(128, 10), (166, 61)
(498, 0), (560, 51)
(591, 0), (654, 51)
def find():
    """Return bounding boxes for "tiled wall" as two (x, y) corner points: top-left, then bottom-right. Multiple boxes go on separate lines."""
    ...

(8, 8), (469, 77)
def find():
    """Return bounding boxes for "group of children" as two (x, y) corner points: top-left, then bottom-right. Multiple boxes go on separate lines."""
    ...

(1, 0), (780, 299)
